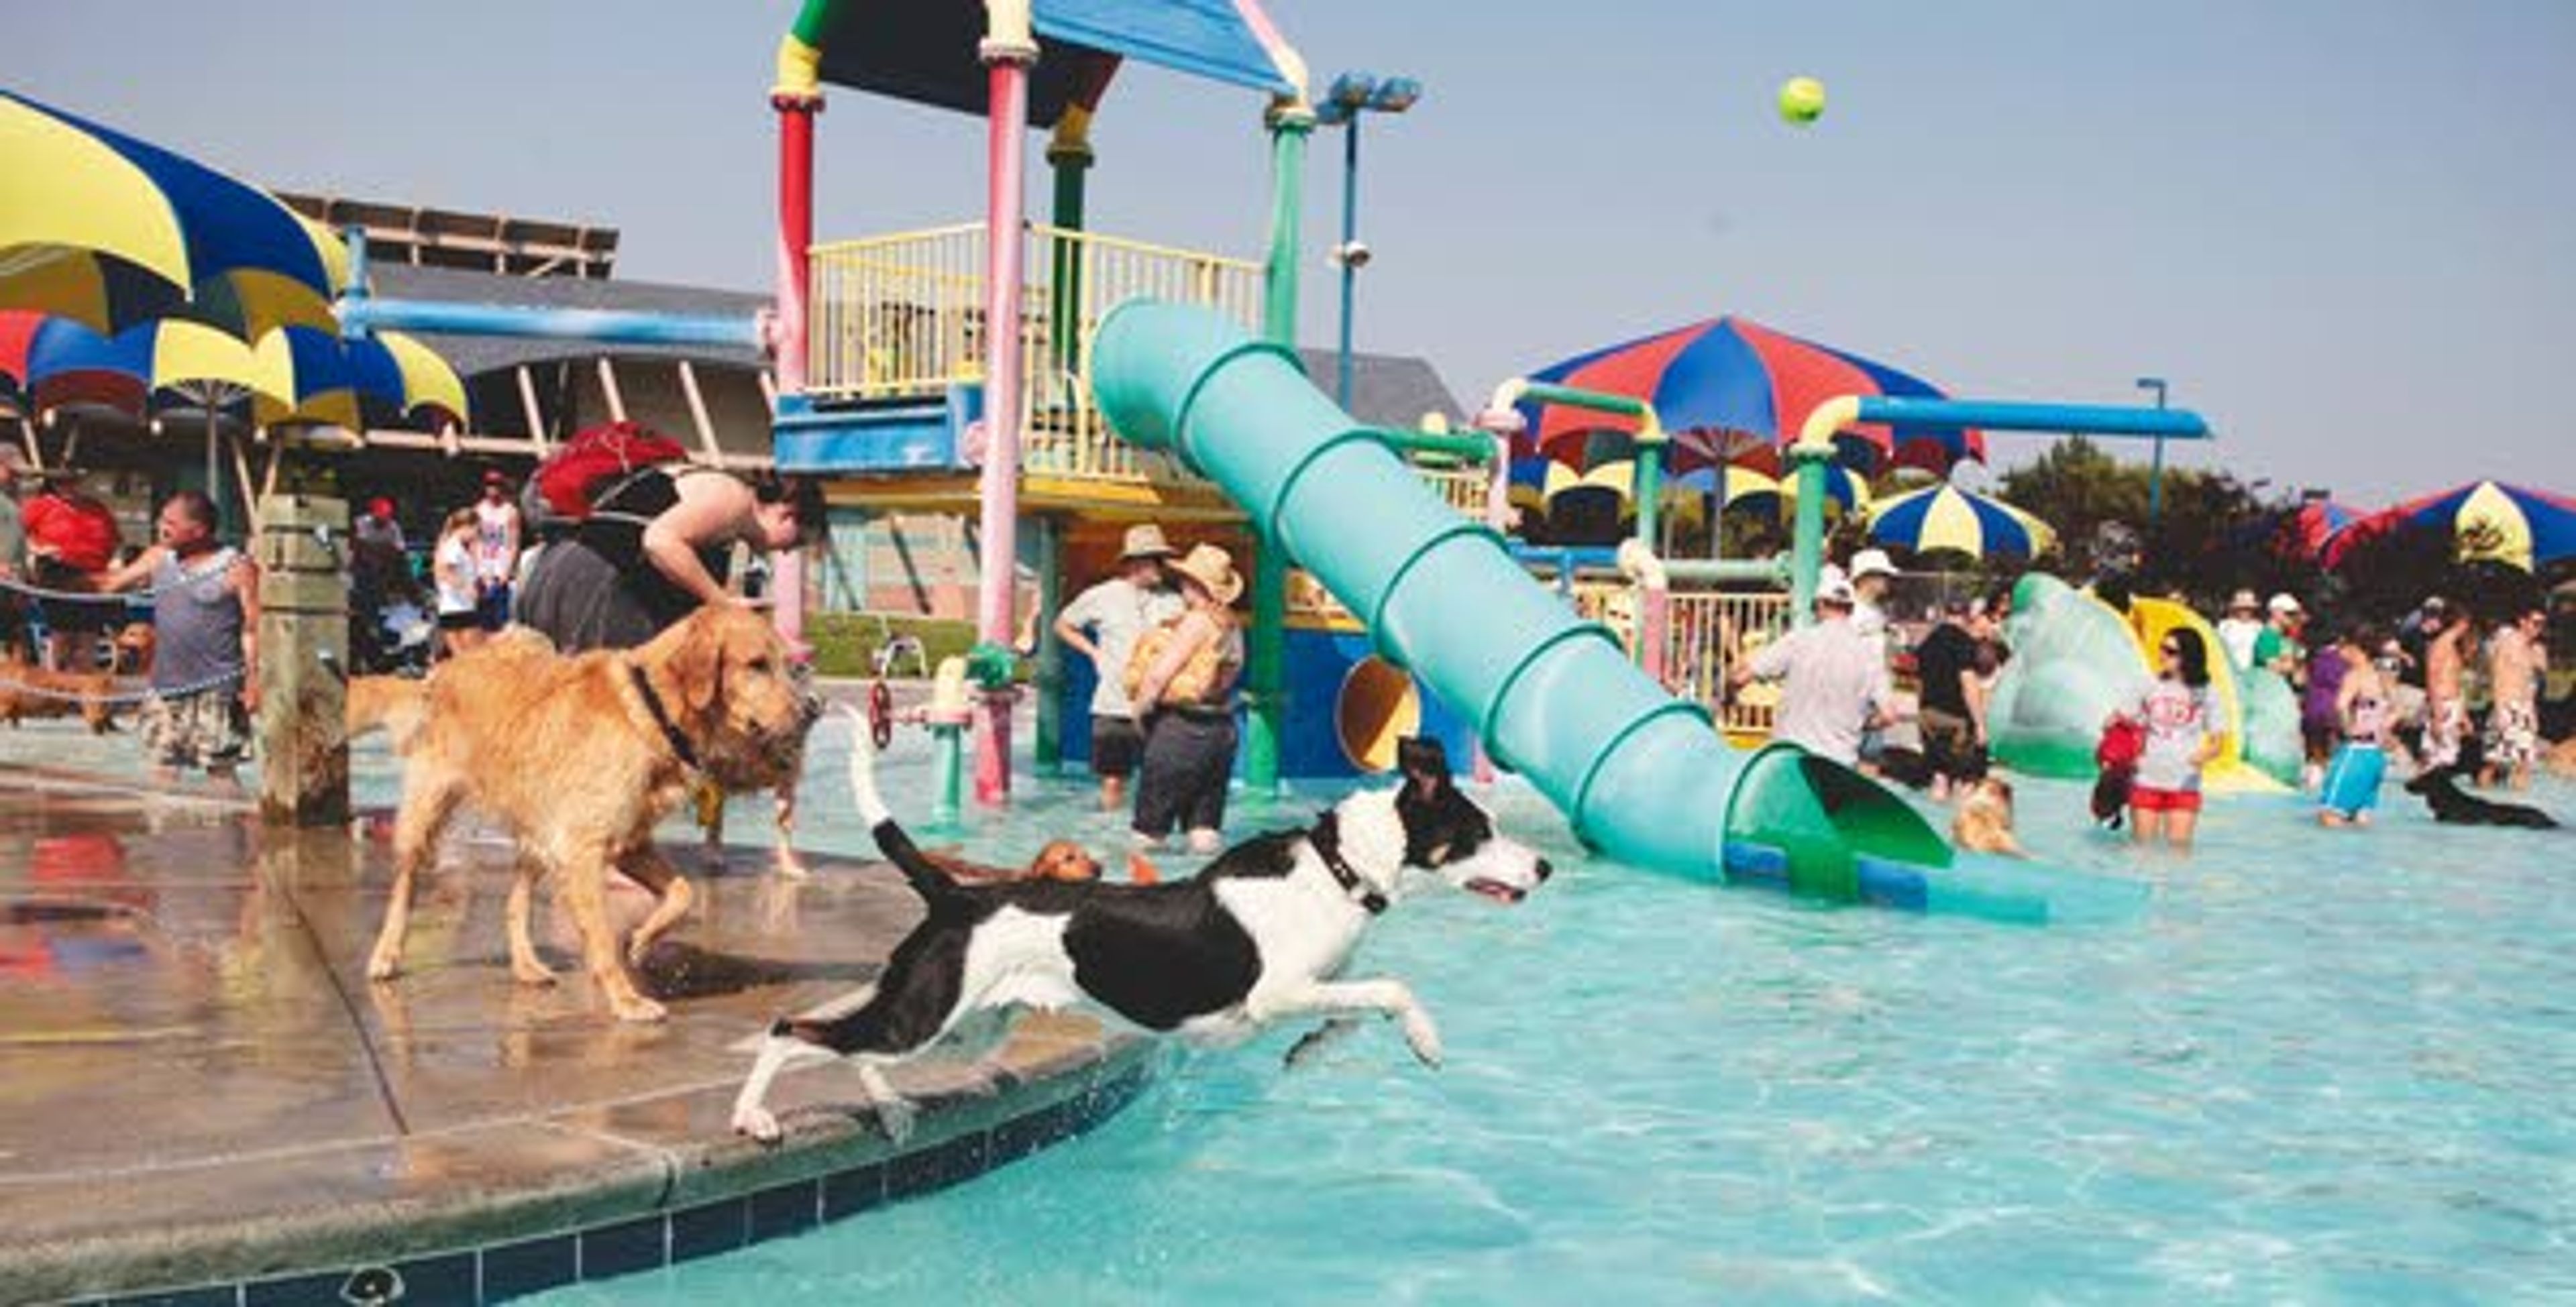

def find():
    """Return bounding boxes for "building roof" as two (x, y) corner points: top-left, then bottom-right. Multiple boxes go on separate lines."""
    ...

(367, 264), (767, 378)
(1293, 347), (1468, 431)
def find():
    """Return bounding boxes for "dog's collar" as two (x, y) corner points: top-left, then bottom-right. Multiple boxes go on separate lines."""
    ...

(627, 662), (701, 772)
(1310, 811), (1387, 915)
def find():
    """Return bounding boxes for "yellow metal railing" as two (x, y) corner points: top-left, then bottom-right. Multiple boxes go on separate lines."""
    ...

(1570, 581), (1790, 736)
(806, 222), (1263, 486)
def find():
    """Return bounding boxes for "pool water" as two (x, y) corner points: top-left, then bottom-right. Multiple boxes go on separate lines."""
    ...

(14, 717), (2569, 1302)
(527, 724), (2573, 1306)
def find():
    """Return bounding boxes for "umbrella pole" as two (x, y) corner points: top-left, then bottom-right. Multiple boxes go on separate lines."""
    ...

(205, 404), (223, 538)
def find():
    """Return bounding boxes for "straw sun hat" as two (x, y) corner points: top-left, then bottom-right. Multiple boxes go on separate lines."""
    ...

(1169, 543), (1244, 606)
(1119, 522), (1175, 561)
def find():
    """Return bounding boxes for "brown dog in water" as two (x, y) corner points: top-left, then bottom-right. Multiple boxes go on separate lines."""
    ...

(1951, 776), (2027, 857)
(365, 608), (820, 1023)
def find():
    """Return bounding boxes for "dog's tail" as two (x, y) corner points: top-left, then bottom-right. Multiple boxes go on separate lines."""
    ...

(838, 703), (963, 905)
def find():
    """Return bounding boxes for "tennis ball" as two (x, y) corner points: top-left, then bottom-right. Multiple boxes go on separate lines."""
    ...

(1778, 76), (1826, 126)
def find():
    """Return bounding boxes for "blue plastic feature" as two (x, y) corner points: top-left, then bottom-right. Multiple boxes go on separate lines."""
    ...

(337, 297), (763, 349)
(771, 386), (981, 473)
(1854, 396), (2212, 441)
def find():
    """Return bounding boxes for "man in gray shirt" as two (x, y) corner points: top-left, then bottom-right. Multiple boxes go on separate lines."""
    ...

(1052, 523), (1182, 809)
(1729, 569), (1893, 766)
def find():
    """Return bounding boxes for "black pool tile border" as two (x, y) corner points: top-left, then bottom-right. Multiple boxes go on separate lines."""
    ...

(82, 1055), (1155, 1307)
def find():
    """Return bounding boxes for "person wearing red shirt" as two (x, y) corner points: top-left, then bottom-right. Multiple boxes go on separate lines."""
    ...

(20, 469), (125, 671)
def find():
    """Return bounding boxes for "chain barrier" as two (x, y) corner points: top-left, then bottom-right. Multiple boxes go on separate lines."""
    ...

(0, 667), (246, 708)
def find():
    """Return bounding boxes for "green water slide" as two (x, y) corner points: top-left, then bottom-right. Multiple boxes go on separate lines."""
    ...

(1091, 302), (2139, 923)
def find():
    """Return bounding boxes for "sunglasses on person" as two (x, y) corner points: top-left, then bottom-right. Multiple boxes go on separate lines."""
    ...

(2161, 642), (2182, 657)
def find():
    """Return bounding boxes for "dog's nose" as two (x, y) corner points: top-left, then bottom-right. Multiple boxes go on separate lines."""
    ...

(800, 693), (826, 724)
(1534, 857), (1554, 882)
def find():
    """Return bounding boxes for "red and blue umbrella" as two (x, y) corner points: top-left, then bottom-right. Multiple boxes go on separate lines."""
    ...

(2286, 498), (2363, 558)
(2328, 481), (2576, 572)
(1518, 315), (1985, 476)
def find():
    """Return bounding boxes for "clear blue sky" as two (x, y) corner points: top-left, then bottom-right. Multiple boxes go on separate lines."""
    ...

(15, 1), (2573, 505)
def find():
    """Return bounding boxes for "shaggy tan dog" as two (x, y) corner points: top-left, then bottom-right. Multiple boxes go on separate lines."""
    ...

(0, 656), (119, 734)
(366, 607), (818, 1022)
(343, 674), (429, 748)
(1951, 776), (2027, 857)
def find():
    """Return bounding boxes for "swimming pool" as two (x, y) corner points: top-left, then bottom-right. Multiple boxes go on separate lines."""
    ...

(13, 714), (2566, 1302)
(488, 723), (2571, 1306)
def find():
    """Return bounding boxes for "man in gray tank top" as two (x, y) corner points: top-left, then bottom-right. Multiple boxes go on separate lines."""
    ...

(99, 492), (262, 788)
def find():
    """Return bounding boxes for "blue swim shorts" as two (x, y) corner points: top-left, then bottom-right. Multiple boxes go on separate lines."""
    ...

(2318, 741), (2385, 819)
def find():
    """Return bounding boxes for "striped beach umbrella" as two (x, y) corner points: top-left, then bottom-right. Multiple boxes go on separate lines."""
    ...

(1866, 484), (2056, 558)
(1516, 315), (1984, 476)
(2331, 480), (2576, 572)
(251, 326), (468, 430)
(1676, 462), (1872, 518)
(1, 89), (347, 331)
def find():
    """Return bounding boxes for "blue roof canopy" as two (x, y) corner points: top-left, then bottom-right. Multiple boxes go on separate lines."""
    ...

(812, 0), (1295, 125)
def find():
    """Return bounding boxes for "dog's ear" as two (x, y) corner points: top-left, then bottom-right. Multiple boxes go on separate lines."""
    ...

(672, 612), (727, 717)
(1397, 736), (1452, 798)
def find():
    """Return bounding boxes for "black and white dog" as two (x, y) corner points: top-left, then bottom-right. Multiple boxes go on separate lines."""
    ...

(729, 720), (1550, 1144)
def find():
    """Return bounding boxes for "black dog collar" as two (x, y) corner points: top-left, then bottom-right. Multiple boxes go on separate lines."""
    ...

(627, 662), (702, 772)
(1311, 812), (1388, 915)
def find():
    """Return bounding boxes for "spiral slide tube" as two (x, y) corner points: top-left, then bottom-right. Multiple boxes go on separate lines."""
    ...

(1093, 302), (2140, 924)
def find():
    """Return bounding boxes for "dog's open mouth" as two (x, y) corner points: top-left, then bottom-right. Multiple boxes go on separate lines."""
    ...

(1463, 877), (1526, 906)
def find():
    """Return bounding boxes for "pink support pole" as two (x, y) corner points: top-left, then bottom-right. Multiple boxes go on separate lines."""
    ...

(771, 90), (820, 657)
(973, 44), (1035, 806)
(771, 92), (818, 397)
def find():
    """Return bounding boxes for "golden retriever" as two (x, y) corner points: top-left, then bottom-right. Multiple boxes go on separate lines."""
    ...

(366, 607), (819, 1023)
(344, 673), (429, 749)
(1951, 776), (2026, 857)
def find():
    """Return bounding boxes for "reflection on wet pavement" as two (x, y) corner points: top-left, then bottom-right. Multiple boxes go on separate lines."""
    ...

(0, 757), (1146, 1304)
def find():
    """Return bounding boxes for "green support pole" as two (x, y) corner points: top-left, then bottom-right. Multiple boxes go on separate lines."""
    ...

(1032, 514), (1065, 771)
(1245, 103), (1313, 793)
(1047, 133), (1090, 378)
(1786, 443), (1832, 627)
(1634, 439), (1665, 557)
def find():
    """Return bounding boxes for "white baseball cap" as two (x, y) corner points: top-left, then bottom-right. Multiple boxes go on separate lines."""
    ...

(2267, 593), (2303, 616)
(1849, 549), (1897, 580)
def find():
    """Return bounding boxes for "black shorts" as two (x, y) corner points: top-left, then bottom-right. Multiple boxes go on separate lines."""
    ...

(437, 610), (481, 632)
(1091, 714), (1144, 777)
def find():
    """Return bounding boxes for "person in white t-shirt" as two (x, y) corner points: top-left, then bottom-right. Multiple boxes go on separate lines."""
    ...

(1052, 523), (1183, 809)
(2214, 588), (2265, 671)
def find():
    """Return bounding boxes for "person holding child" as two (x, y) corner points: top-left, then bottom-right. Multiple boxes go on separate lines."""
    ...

(2317, 624), (2392, 828)
(1128, 543), (1245, 854)
(1053, 523), (1182, 810)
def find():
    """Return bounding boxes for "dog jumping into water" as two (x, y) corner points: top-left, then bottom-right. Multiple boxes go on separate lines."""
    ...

(729, 720), (1549, 1144)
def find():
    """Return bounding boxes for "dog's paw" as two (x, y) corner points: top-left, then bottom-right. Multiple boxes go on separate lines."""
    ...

(610, 993), (669, 1023)
(774, 850), (813, 881)
(876, 1097), (918, 1145)
(365, 950), (402, 982)
(1399, 1011), (1445, 1069)
(512, 959), (561, 987)
(732, 1104), (784, 1145)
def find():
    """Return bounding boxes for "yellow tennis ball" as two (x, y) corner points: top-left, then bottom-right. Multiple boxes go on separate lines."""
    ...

(1779, 76), (1826, 126)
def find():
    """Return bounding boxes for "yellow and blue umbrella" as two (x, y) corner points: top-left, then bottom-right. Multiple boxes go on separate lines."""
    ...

(251, 325), (468, 431)
(0, 90), (347, 330)
(2330, 480), (2576, 572)
(1866, 483), (2056, 558)
(1675, 463), (1872, 518)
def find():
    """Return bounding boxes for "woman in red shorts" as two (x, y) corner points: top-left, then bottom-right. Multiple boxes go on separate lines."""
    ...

(2116, 626), (2222, 850)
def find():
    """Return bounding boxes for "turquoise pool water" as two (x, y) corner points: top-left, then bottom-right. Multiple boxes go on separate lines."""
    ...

(525, 724), (2572, 1306)
(14, 717), (2569, 1302)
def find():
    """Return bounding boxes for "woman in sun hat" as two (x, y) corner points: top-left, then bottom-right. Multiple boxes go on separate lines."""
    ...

(1130, 542), (1246, 854)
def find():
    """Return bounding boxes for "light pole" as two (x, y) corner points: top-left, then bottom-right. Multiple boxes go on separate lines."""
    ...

(1317, 72), (1420, 410)
(2136, 376), (2169, 530)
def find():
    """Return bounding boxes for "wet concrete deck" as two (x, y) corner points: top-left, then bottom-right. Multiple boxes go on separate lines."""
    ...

(0, 762), (1150, 1305)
